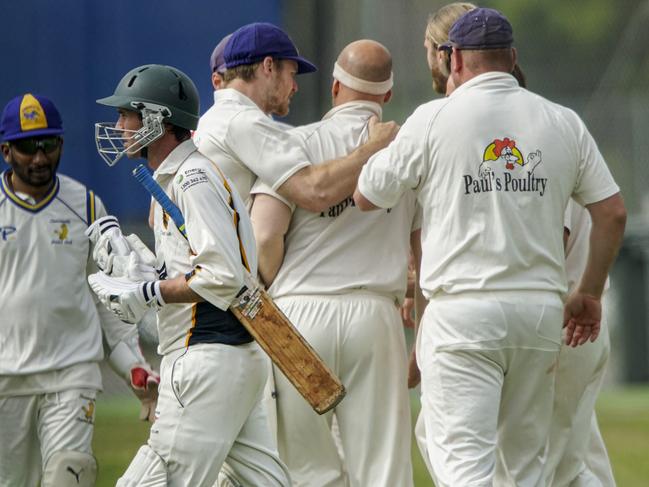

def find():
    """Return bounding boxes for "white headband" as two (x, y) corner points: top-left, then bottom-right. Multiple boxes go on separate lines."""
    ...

(332, 62), (393, 95)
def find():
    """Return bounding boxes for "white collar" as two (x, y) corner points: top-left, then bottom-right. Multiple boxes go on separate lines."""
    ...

(449, 71), (519, 98)
(322, 100), (383, 121)
(153, 139), (197, 178)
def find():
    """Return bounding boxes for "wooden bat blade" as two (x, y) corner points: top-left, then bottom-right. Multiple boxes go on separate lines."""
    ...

(230, 286), (345, 414)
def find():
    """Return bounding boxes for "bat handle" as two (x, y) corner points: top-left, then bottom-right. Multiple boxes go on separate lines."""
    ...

(132, 164), (187, 238)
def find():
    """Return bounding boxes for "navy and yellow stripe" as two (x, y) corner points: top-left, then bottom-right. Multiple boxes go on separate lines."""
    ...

(1, 171), (59, 213)
(86, 190), (96, 224)
(210, 163), (251, 272)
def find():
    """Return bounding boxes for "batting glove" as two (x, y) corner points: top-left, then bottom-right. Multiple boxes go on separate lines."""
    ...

(87, 216), (163, 281)
(86, 216), (131, 272)
(130, 364), (160, 423)
(88, 272), (165, 324)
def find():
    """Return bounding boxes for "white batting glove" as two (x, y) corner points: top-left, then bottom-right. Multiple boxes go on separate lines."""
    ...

(86, 216), (131, 273)
(130, 364), (160, 423)
(88, 272), (165, 324)
(87, 216), (163, 281)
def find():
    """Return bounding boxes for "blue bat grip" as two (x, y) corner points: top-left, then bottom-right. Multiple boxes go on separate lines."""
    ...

(132, 164), (187, 238)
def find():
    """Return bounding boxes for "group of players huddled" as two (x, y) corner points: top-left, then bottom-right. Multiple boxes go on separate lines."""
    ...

(0, 3), (625, 487)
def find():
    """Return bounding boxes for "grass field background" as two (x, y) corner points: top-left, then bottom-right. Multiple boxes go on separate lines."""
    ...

(93, 386), (649, 486)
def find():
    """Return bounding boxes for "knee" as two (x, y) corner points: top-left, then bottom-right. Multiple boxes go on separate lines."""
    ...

(42, 450), (97, 487)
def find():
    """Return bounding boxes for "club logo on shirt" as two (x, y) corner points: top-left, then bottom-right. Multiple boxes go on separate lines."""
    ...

(1, 225), (17, 241)
(51, 219), (72, 244)
(463, 137), (547, 196)
(319, 196), (391, 218)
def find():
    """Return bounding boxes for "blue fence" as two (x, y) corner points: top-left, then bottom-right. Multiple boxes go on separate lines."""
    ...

(1, 0), (281, 218)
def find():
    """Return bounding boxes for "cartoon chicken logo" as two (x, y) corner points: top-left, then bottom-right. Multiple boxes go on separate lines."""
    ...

(478, 137), (542, 178)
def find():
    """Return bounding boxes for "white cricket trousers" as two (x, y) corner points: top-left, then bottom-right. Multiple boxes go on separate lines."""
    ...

(417, 291), (563, 487)
(0, 388), (97, 487)
(272, 293), (414, 487)
(118, 342), (290, 487)
(542, 315), (616, 486)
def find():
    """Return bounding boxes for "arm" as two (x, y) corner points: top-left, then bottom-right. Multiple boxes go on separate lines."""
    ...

(277, 117), (399, 213)
(159, 274), (204, 303)
(408, 229), (427, 389)
(564, 193), (626, 346)
(354, 187), (380, 211)
(250, 193), (292, 287)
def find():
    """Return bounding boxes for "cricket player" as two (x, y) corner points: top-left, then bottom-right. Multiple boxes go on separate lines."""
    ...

(422, 5), (617, 485)
(354, 8), (626, 486)
(193, 22), (399, 208)
(249, 40), (418, 487)
(541, 199), (617, 486)
(210, 33), (232, 90)
(0, 93), (157, 487)
(91, 64), (290, 486)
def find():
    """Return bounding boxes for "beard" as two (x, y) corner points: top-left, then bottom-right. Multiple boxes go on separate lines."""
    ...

(268, 91), (291, 117)
(9, 154), (60, 188)
(431, 65), (448, 95)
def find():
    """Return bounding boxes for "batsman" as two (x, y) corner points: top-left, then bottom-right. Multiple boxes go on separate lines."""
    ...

(90, 64), (291, 486)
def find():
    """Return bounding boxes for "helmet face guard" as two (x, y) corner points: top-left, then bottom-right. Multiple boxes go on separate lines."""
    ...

(95, 102), (170, 166)
(95, 64), (199, 166)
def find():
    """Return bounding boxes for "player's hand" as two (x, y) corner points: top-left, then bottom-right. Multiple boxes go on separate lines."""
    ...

(367, 116), (400, 151)
(86, 216), (131, 272)
(563, 291), (601, 347)
(401, 298), (415, 329)
(88, 272), (165, 324)
(130, 364), (160, 423)
(407, 346), (420, 388)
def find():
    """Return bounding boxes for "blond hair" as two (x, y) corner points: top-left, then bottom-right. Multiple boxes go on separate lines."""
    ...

(425, 2), (476, 47)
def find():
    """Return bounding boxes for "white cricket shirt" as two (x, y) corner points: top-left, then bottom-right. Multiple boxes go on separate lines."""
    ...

(152, 140), (258, 355)
(358, 72), (619, 298)
(0, 172), (106, 393)
(251, 101), (421, 303)
(194, 88), (310, 204)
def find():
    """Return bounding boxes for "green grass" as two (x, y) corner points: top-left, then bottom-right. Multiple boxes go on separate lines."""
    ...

(93, 388), (649, 486)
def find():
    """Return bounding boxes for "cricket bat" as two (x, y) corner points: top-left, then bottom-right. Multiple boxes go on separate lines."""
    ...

(133, 164), (346, 414)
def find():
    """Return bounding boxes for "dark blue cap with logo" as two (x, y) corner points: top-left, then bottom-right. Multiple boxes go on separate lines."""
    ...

(445, 7), (513, 50)
(224, 22), (317, 74)
(0, 93), (64, 142)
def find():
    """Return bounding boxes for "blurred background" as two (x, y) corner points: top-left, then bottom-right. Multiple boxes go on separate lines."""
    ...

(2, 0), (649, 484)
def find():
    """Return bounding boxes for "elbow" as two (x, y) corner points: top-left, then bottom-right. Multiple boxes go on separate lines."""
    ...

(607, 196), (628, 234)
(295, 184), (331, 213)
(613, 206), (627, 236)
(353, 188), (375, 211)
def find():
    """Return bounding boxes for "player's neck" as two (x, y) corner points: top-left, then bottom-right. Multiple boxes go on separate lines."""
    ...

(228, 80), (272, 115)
(145, 135), (183, 171)
(8, 171), (55, 202)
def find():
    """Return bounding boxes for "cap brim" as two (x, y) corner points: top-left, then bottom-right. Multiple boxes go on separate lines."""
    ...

(3, 127), (64, 141)
(283, 56), (317, 74)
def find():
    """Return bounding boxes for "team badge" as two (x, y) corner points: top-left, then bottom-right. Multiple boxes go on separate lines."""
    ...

(77, 395), (95, 425)
(51, 219), (72, 244)
(463, 137), (548, 196)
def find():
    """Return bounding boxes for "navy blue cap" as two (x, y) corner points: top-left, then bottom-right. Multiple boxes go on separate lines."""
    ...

(210, 33), (232, 74)
(445, 7), (513, 50)
(0, 93), (64, 142)
(224, 22), (317, 74)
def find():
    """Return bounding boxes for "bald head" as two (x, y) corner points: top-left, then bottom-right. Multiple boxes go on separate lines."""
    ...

(332, 40), (393, 106)
(336, 40), (392, 84)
